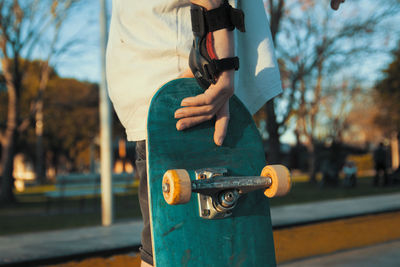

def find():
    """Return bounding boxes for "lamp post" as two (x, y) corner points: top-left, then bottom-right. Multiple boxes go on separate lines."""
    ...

(99, 0), (113, 226)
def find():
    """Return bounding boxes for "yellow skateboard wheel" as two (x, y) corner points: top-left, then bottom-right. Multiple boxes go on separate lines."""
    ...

(261, 165), (291, 198)
(162, 169), (192, 205)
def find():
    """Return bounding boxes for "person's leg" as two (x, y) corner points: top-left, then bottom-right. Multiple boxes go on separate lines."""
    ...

(351, 174), (356, 187)
(373, 166), (379, 186)
(383, 168), (389, 186)
(135, 140), (154, 266)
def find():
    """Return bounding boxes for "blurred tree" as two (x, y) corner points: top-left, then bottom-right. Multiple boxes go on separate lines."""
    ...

(375, 44), (400, 136)
(0, 61), (100, 176)
(375, 43), (400, 170)
(262, 0), (346, 164)
(342, 94), (383, 146)
(258, 0), (285, 164)
(0, 0), (80, 203)
(292, 5), (395, 182)
(42, 74), (99, 173)
(260, 0), (398, 182)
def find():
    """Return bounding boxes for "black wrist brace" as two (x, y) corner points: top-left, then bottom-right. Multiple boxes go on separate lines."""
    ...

(189, 1), (245, 89)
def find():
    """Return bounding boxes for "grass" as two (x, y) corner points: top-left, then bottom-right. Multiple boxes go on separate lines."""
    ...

(0, 176), (399, 236)
(0, 190), (142, 236)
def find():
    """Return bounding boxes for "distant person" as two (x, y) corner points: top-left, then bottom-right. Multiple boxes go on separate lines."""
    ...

(373, 142), (388, 186)
(343, 160), (357, 187)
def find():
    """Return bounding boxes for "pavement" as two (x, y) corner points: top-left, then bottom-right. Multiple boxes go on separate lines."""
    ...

(280, 240), (400, 267)
(270, 192), (400, 227)
(0, 220), (142, 266)
(1, 192), (400, 266)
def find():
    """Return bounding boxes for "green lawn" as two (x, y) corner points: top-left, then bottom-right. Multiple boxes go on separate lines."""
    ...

(0, 176), (399, 236)
(0, 190), (142, 236)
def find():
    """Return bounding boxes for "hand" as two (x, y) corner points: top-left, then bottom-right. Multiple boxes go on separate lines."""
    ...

(191, 0), (223, 10)
(330, 0), (345, 10)
(178, 1), (234, 146)
(175, 71), (234, 146)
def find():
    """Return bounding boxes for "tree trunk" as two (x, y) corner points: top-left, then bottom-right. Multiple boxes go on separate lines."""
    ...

(0, 53), (22, 203)
(0, 66), (18, 204)
(35, 62), (50, 184)
(262, 0), (285, 165)
(35, 110), (45, 183)
(391, 131), (400, 170)
(308, 140), (317, 184)
(0, 131), (16, 204)
(265, 99), (281, 164)
(308, 64), (323, 183)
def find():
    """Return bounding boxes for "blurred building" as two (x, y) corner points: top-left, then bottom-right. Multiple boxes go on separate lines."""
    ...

(13, 154), (36, 192)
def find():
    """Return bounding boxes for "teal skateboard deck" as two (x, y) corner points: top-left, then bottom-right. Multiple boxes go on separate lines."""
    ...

(147, 78), (287, 266)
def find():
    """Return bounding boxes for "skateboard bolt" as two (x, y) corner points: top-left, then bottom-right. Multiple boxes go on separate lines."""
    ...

(202, 209), (210, 216)
(224, 192), (234, 202)
(162, 183), (170, 193)
(219, 190), (237, 208)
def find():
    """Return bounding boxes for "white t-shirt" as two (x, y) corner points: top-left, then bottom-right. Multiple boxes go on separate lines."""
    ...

(106, 0), (282, 141)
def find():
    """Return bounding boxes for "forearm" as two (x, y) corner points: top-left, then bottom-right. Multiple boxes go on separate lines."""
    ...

(213, 27), (234, 59)
(191, 0), (223, 10)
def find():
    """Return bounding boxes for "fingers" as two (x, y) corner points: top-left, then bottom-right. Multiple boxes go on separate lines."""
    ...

(175, 102), (230, 147)
(176, 115), (213, 131)
(180, 90), (218, 107)
(181, 93), (209, 107)
(175, 71), (234, 144)
(181, 83), (232, 107)
(330, 0), (345, 10)
(175, 105), (216, 119)
(175, 97), (225, 119)
(214, 101), (230, 146)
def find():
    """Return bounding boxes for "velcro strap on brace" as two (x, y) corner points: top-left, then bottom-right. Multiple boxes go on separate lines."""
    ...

(206, 57), (240, 75)
(189, 1), (245, 89)
(191, 1), (245, 36)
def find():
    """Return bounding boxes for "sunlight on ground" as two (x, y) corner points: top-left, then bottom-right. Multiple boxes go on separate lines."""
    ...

(51, 254), (141, 267)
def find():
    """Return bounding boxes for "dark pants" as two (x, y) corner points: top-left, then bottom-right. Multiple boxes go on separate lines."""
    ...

(374, 163), (389, 186)
(135, 140), (153, 265)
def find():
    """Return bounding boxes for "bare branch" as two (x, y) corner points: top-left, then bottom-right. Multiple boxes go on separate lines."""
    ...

(18, 118), (31, 133)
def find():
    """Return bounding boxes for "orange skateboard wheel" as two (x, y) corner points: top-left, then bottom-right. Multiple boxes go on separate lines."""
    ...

(162, 169), (192, 205)
(261, 165), (291, 198)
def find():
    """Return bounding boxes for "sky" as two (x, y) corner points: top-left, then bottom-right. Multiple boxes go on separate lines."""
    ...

(49, 0), (400, 144)
(54, 1), (106, 82)
(55, 0), (400, 83)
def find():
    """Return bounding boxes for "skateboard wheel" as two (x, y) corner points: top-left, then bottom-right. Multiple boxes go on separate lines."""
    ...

(162, 169), (192, 205)
(261, 165), (291, 198)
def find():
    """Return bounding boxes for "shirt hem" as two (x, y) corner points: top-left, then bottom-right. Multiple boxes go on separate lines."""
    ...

(126, 130), (147, 142)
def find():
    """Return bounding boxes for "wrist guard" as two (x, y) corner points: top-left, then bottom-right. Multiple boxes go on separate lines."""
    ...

(189, 1), (245, 89)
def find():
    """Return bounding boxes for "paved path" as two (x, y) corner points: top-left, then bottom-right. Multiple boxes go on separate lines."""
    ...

(0, 220), (142, 265)
(1, 192), (400, 265)
(280, 240), (400, 267)
(271, 192), (400, 227)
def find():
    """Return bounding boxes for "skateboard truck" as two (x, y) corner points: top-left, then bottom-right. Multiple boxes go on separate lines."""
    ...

(162, 165), (291, 219)
(196, 168), (238, 219)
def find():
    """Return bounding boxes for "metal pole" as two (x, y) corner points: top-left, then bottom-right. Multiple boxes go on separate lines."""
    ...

(99, 0), (114, 226)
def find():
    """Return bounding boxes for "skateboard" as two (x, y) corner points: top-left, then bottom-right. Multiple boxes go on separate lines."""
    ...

(146, 78), (291, 266)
